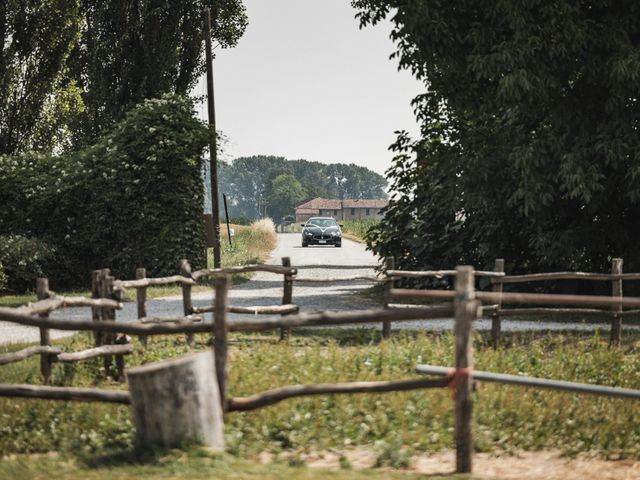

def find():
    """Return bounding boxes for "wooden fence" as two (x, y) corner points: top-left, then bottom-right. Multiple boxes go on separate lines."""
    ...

(0, 258), (299, 384)
(390, 265), (640, 473)
(2, 274), (130, 383)
(384, 257), (640, 346)
(3, 262), (640, 475)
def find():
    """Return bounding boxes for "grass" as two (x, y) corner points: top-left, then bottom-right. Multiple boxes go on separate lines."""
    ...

(341, 219), (378, 243)
(1, 329), (639, 465)
(0, 450), (449, 479)
(213, 219), (277, 269)
(0, 221), (278, 307)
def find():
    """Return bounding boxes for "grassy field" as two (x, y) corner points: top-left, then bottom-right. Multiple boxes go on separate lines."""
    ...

(0, 221), (278, 307)
(0, 450), (448, 479)
(341, 219), (378, 243)
(1, 329), (639, 469)
(212, 219), (277, 271)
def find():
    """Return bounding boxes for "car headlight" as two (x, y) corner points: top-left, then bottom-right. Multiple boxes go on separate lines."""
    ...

(304, 230), (313, 236)
(331, 231), (341, 237)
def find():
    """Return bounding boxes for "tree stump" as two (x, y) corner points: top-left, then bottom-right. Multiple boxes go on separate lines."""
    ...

(126, 351), (224, 450)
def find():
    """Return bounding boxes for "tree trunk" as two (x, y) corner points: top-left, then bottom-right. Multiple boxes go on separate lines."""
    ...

(126, 351), (224, 450)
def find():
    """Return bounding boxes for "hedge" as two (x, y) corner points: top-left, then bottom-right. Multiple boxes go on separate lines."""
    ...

(0, 95), (208, 290)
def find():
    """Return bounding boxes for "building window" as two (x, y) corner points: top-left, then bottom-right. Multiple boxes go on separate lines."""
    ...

(350, 208), (355, 216)
(366, 208), (370, 216)
(334, 209), (338, 216)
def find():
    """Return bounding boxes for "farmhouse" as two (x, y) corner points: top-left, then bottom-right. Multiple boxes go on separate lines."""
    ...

(295, 198), (388, 222)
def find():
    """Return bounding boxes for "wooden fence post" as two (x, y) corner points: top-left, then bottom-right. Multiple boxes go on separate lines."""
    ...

(126, 351), (225, 450)
(213, 273), (229, 413)
(181, 259), (195, 347)
(135, 268), (148, 347)
(279, 257), (293, 341)
(382, 256), (395, 338)
(91, 270), (103, 346)
(36, 278), (52, 384)
(454, 265), (477, 474)
(611, 258), (623, 345)
(490, 259), (504, 349)
(101, 271), (116, 376)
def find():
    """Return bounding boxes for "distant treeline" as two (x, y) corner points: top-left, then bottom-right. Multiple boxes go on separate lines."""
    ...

(206, 155), (388, 220)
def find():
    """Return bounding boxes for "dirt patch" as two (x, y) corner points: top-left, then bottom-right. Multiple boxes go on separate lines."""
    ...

(263, 448), (640, 479)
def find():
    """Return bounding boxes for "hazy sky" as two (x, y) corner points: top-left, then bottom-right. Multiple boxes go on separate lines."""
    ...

(194, 0), (423, 176)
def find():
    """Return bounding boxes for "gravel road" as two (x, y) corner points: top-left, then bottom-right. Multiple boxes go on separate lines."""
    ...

(2, 232), (637, 345)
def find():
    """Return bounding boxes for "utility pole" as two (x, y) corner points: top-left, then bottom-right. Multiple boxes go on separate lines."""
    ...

(204, 6), (221, 268)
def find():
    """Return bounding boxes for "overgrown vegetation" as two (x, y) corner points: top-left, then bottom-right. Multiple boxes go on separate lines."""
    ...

(341, 219), (379, 243)
(0, 235), (57, 293)
(215, 156), (387, 220)
(0, 95), (208, 290)
(1, 1), (247, 156)
(0, 450), (437, 480)
(0, 220), (277, 305)
(213, 219), (278, 273)
(354, 1), (640, 276)
(1, 330), (638, 463)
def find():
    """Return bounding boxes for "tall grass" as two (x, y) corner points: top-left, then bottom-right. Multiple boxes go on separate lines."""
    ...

(1, 330), (638, 460)
(214, 219), (277, 269)
(341, 219), (378, 242)
(0, 220), (279, 305)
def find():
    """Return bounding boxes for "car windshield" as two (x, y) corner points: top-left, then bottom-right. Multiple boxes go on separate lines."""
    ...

(307, 218), (337, 228)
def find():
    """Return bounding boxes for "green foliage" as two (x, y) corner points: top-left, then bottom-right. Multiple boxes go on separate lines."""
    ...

(66, 0), (247, 146)
(0, 451), (430, 479)
(217, 156), (387, 219)
(341, 219), (379, 242)
(0, 235), (56, 293)
(213, 220), (278, 278)
(227, 217), (253, 226)
(1, 331), (640, 461)
(0, 0), (81, 155)
(0, 1), (247, 154)
(354, 1), (640, 276)
(267, 174), (307, 221)
(0, 95), (208, 288)
(0, 264), (7, 292)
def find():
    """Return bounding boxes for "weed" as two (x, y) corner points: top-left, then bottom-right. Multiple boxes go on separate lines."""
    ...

(1, 330), (639, 461)
(341, 219), (378, 243)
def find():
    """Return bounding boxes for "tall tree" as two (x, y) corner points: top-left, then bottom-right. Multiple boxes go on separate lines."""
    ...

(217, 155), (388, 219)
(354, 0), (640, 274)
(65, 0), (247, 146)
(267, 173), (307, 222)
(0, 0), (81, 155)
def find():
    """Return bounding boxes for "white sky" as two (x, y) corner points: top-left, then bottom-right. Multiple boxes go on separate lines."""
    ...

(194, 0), (423, 176)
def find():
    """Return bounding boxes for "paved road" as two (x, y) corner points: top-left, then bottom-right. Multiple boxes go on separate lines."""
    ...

(2, 233), (637, 344)
(0, 234), (381, 344)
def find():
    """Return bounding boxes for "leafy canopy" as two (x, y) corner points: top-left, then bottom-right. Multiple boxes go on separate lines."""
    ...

(216, 155), (388, 219)
(0, 0), (81, 155)
(66, 0), (248, 146)
(267, 174), (307, 221)
(0, 95), (208, 288)
(353, 0), (640, 274)
(0, 1), (247, 155)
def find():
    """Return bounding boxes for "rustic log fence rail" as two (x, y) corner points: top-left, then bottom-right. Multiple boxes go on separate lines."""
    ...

(0, 274), (129, 382)
(385, 256), (640, 346)
(2, 264), (640, 475)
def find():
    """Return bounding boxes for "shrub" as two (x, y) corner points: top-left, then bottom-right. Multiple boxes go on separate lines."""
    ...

(0, 264), (6, 291)
(0, 94), (208, 286)
(251, 218), (277, 249)
(0, 235), (55, 293)
(227, 217), (252, 226)
(341, 219), (378, 241)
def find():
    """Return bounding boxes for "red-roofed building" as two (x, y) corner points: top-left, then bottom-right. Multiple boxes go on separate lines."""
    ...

(295, 198), (388, 222)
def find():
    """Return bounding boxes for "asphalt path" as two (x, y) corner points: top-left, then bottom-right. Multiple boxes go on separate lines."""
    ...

(2, 232), (637, 344)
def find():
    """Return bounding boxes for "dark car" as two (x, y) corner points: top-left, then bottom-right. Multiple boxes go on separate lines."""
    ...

(301, 217), (343, 247)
